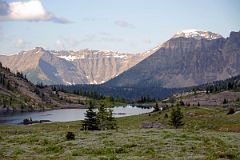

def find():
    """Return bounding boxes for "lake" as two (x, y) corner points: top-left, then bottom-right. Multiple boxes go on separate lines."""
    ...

(0, 105), (153, 124)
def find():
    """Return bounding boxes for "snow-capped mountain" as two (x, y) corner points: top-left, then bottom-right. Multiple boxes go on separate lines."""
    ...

(173, 29), (223, 40)
(105, 31), (240, 88)
(0, 48), (152, 85)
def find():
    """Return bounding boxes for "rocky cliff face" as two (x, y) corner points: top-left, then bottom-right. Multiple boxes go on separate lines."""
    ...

(105, 31), (240, 88)
(0, 48), (151, 85)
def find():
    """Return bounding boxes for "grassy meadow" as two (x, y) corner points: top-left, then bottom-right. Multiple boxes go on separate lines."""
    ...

(0, 106), (240, 160)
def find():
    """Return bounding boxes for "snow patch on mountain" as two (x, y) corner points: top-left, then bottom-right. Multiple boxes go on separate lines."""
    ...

(58, 55), (78, 61)
(57, 51), (129, 61)
(173, 29), (223, 40)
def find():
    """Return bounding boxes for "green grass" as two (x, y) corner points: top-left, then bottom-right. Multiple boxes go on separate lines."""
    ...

(0, 106), (240, 159)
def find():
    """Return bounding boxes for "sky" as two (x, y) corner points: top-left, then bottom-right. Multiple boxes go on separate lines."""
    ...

(0, 0), (240, 55)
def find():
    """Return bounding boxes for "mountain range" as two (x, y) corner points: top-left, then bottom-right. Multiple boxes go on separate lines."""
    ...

(0, 48), (153, 85)
(0, 30), (239, 90)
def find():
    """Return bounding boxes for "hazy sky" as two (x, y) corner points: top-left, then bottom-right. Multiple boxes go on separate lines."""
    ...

(0, 0), (240, 55)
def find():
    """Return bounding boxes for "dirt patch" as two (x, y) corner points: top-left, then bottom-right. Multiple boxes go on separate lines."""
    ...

(142, 122), (164, 129)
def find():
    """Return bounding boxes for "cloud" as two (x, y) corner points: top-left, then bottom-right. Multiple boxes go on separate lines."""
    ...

(79, 33), (125, 43)
(143, 39), (152, 44)
(0, 27), (4, 41)
(55, 33), (126, 50)
(100, 37), (124, 42)
(82, 17), (96, 22)
(0, 0), (70, 23)
(0, 1), (9, 16)
(55, 40), (65, 50)
(15, 38), (27, 48)
(55, 37), (80, 50)
(79, 33), (97, 43)
(114, 20), (135, 29)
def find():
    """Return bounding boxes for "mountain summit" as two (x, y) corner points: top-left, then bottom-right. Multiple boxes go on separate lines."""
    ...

(105, 31), (240, 88)
(173, 29), (223, 40)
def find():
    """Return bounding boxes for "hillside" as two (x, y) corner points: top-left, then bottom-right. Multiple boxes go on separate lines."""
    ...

(105, 31), (240, 88)
(177, 74), (240, 106)
(0, 47), (152, 85)
(0, 63), (89, 113)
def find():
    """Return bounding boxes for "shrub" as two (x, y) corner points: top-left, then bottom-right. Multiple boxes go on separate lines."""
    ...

(169, 96), (176, 104)
(66, 132), (75, 140)
(169, 106), (184, 129)
(23, 118), (32, 125)
(227, 108), (235, 115)
(46, 145), (64, 154)
(164, 113), (168, 119)
(223, 98), (228, 104)
(179, 100), (185, 106)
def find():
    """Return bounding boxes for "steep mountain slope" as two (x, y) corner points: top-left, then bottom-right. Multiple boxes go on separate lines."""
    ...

(0, 48), (152, 85)
(0, 62), (93, 113)
(105, 31), (240, 88)
(0, 62), (55, 112)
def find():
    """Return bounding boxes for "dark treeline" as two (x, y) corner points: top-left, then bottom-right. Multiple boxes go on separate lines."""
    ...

(51, 85), (127, 103)
(50, 74), (240, 101)
(51, 84), (181, 100)
(194, 75), (240, 93)
(137, 96), (156, 103)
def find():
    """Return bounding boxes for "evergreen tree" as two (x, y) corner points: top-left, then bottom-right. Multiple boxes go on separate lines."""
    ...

(96, 104), (108, 130)
(96, 104), (117, 130)
(6, 80), (10, 90)
(82, 101), (98, 130)
(153, 102), (160, 112)
(169, 106), (184, 129)
(169, 96), (176, 104)
(106, 109), (117, 129)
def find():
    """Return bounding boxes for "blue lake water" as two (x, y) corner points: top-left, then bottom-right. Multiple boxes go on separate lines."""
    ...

(0, 105), (153, 124)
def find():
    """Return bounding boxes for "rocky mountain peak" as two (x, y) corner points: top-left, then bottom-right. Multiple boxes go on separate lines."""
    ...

(173, 29), (223, 40)
(105, 31), (240, 88)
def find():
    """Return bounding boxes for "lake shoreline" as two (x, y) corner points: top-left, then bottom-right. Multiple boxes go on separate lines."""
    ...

(0, 103), (154, 115)
(0, 105), (154, 125)
(0, 104), (89, 115)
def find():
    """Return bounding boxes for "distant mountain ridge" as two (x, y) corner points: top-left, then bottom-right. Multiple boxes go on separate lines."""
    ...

(0, 47), (153, 85)
(1, 30), (239, 89)
(105, 30), (240, 88)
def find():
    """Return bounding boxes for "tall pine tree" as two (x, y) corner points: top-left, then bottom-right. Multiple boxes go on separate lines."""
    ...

(82, 101), (98, 130)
